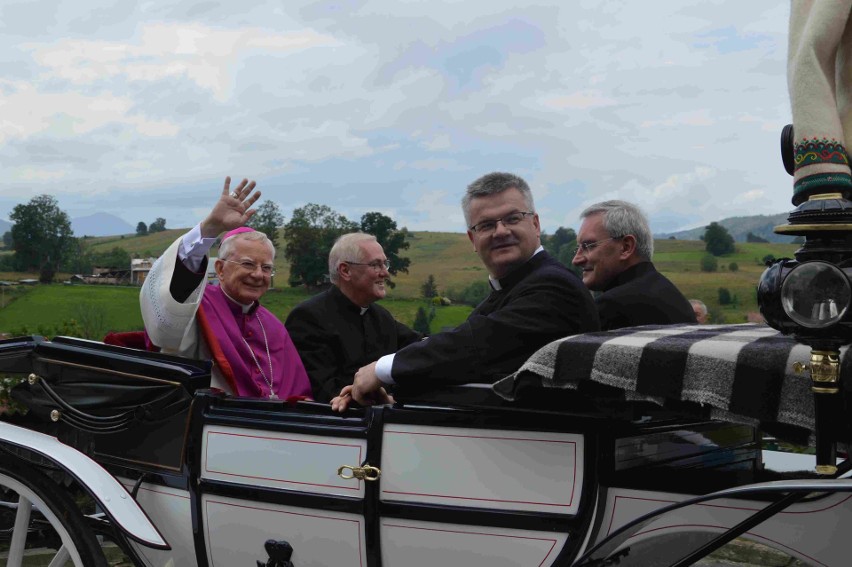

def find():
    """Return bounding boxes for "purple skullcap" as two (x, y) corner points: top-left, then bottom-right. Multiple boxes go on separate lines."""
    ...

(221, 226), (255, 241)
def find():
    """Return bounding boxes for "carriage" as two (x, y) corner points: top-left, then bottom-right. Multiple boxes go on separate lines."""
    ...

(0, 316), (850, 567)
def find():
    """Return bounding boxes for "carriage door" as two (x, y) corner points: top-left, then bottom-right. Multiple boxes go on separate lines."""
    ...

(377, 405), (588, 567)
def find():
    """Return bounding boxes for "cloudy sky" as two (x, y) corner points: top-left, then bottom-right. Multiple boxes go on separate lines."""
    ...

(0, 0), (794, 235)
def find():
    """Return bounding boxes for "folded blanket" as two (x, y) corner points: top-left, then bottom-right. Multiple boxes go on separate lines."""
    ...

(493, 324), (850, 443)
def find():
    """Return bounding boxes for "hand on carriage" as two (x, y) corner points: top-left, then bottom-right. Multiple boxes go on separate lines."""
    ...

(200, 176), (262, 238)
(331, 361), (395, 412)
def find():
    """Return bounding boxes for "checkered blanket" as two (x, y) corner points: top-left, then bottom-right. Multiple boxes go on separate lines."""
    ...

(493, 324), (851, 444)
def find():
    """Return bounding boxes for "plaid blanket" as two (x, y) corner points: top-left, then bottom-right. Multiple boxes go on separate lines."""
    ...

(493, 324), (851, 444)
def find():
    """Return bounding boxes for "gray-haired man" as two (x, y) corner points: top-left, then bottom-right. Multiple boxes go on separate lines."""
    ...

(285, 233), (420, 402)
(572, 200), (696, 330)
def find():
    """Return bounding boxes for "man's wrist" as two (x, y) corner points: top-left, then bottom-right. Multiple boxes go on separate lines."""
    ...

(375, 354), (395, 385)
(199, 219), (222, 239)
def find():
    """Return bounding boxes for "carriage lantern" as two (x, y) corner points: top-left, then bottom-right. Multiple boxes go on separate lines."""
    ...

(757, 125), (852, 474)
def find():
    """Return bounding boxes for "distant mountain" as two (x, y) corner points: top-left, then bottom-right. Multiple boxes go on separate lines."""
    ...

(71, 213), (134, 237)
(656, 212), (796, 243)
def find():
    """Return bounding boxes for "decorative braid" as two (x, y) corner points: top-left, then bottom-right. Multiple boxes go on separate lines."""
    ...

(793, 137), (850, 170)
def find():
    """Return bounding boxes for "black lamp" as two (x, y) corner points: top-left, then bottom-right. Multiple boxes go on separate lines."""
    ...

(757, 125), (852, 474)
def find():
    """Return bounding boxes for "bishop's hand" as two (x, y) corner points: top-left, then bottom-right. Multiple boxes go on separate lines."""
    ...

(200, 176), (261, 238)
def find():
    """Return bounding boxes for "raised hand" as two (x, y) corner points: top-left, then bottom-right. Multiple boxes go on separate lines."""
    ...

(200, 177), (262, 238)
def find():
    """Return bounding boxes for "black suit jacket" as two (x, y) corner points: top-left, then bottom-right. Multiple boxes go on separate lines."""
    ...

(391, 251), (600, 387)
(596, 261), (696, 330)
(285, 286), (421, 402)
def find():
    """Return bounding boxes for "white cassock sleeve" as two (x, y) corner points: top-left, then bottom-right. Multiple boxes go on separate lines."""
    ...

(140, 235), (207, 355)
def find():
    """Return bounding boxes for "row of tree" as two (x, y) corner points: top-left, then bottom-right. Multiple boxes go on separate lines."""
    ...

(136, 218), (167, 236)
(0, 192), (764, 288)
(281, 204), (410, 288)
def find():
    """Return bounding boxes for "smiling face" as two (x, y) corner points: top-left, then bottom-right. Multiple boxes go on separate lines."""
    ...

(572, 212), (626, 291)
(339, 240), (389, 307)
(215, 237), (273, 304)
(466, 187), (541, 279)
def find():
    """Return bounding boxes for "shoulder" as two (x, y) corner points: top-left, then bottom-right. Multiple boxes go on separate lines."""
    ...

(285, 291), (331, 326)
(522, 254), (586, 291)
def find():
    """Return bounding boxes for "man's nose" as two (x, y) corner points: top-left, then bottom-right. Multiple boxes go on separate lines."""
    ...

(493, 219), (512, 236)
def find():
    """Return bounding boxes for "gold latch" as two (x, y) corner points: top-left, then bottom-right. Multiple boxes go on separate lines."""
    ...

(793, 350), (840, 394)
(337, 464), (381, 481)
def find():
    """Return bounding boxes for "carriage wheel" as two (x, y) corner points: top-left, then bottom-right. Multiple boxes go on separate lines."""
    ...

(0, 457), (108, 567)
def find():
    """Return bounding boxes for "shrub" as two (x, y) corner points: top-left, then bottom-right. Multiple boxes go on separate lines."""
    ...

(701, 254), (718, 272)
(718, 287), (732, 305)
(728, 262), (738, 272)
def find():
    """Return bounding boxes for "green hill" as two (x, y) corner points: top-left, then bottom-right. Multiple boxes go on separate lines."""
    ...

(657, 212), (795, 243)
(7, 231), (797, 334)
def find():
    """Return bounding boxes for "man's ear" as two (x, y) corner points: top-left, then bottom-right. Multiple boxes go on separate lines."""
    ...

(620, 235), (638, 260)
(214, 259), (225, 279)
(467, 230), (477, 251)
(338, 262), (352, 282)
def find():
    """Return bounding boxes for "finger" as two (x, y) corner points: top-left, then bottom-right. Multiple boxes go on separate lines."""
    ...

(244, 191), (261, 209)
(234, 178), (250, 196)
(222, 176), (232, 196)
(333, 396), (350, 412)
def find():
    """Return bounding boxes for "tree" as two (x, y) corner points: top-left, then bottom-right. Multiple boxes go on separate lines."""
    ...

(149, 217), (167, 233)
(728, 262), (739, 272)
(703, 222), (735, 256)
(360, 212), (411, 288)
(248, 201), (285, 249)
(544, 227), (576, 254)
(60, 239), (93, 275)
(746, 231), (768, 243)
(1, 231), (12, 248)
(412, 306), (431, 335)
(700, 254), (718, 272)
(421, 274), (438, 299)
(541, 225), (580, 274)
(718, 287), (732, 305)
(283, 204), (359, 288)
(136, 222), (148, 237)
(455, 280), (490, 306)
(91, 247), (131, 269)
(10, 195), (75, 282)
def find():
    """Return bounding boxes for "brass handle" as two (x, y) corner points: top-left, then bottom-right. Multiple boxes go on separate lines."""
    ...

(337, 464), (381, 481)
(793, 351), (841, 394)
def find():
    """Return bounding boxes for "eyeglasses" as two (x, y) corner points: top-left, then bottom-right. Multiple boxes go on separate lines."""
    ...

(572, 236), (622, 257)
(469, 211), (534, 234)
(345, 259), (391, 271)
(221, 259), (276, 276)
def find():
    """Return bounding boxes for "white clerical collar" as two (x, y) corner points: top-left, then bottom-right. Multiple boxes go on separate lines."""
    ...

(488, 246), (544, 291)
(221, 288), (254, 313)
(360, 307), (369, 315)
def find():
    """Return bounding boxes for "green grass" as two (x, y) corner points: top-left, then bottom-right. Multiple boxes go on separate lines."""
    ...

(0, 283), (474, 338)
(0, 285), (145, 336)
(0, 236), (801, 333)
(654, 240), (798, 323)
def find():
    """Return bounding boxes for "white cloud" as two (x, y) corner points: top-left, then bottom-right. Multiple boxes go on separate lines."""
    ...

(539, 90), (618, 110)
(26, 23), (341, 99)
(0, 0), (798, 233)
(0, 81), (178, 143)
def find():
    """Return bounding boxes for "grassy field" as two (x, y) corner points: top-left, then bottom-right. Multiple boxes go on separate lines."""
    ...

(0, 283), (472, 338)
(2, 232), (801, 335)
(654, 239), (798, 322)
